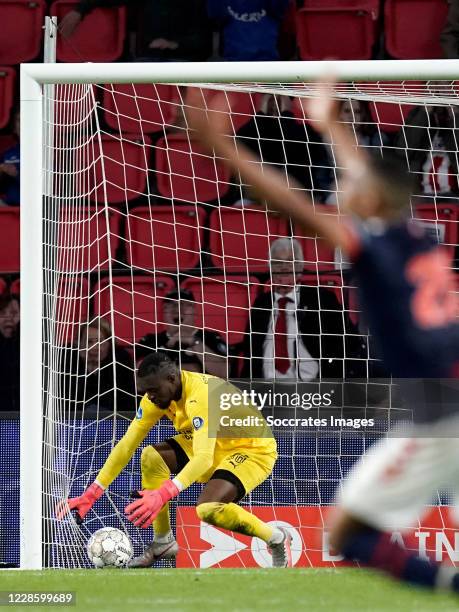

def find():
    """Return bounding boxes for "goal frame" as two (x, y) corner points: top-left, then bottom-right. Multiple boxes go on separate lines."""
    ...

(20, 58), (459, 570)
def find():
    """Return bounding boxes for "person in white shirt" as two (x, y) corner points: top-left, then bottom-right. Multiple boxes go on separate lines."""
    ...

(262, 238), (318, 380)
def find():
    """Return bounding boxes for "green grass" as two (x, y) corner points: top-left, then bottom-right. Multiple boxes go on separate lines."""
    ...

(1, 568), (458, 612)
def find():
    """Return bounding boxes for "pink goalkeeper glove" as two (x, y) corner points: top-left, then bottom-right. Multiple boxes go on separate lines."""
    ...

(55, 482), (104, 524)
(125, 480), (179, 528)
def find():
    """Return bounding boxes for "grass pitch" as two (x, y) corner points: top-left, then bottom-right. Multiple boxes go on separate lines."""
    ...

(2, 568), (458, 612)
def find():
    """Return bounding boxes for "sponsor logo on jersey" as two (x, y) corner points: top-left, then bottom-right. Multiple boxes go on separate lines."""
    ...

(192, 416), (204, 430)
(136, 406), (143, 420)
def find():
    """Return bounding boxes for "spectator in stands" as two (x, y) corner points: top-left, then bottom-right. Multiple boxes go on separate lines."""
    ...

(136, 289), (228, 378)
(338, 99), (388, 148)
(325, 99), (389, 205)
(0, 294), (20, 410)
(241, 238), (366, 380)
(441, 0), (459, 58)
(0, 109), (20, 206)
(208, 0), (289, 61)
(68, 319), (136, 413)
(237, 93), (330, 193)
(394, 102), (459, 198)
(60, 0), (212, 61)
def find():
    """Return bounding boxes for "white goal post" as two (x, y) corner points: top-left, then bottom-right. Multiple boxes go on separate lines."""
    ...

(20, 59), (459, 570)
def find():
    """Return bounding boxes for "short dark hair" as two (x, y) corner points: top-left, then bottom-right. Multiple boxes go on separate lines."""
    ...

(137, 351), (177, 379)
(368, 154), (414, 212)
(0, 293), (19, 314)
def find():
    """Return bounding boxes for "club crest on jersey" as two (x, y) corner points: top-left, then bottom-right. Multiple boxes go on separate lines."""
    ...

(192, 416), (204, 430)
(136, 406), (143, 420)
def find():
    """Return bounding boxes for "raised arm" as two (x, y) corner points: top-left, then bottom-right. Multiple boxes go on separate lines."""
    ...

(302, 80), (369, 181)
(185, 88), (352, 252)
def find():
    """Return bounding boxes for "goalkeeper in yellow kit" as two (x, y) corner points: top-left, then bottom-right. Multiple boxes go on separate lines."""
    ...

(57, 351), (292, 568)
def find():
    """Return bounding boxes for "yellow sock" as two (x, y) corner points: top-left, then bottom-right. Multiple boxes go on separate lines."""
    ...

(141, 446), (171, 536)
(196, 502), (274, 543)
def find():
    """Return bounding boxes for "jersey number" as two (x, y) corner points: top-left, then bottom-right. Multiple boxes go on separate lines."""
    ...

(406, 249), (458, 328)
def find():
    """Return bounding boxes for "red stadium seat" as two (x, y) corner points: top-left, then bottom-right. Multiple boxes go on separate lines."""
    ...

(0, 208), (19, 273)
(0, 278), (7, 296)
(55, 277), (89, 345)
(296, 0), (380, 60)
(369, 100), (415, 133)
(126, 205), (205, 272)
(51, 0), (126, 62)
(193, 89), (263, 131)
(385, 0), (449, 59)
(53, 87), (98, 135)
(93, 275), (175, 345)
(366, 82), (420, 133)
(297, 236), (345, 271)
(414, 203), (459, 259)
(103, 84), (181, 134)
(89, 133), (151, 204)
(56, 208), (120, 273)
(0, 0), (45, 64)
(293, 225), (347, 272)
(181, 276), (259, 345)
(10, 278), (19, 295)
(209, 206), (289, 273)
(0, 68), (15, 130)
(155, 133), (231, 203)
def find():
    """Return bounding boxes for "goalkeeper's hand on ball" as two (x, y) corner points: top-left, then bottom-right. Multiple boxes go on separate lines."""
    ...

(55, 482), (105, 524)
(125, 480), (179, 528)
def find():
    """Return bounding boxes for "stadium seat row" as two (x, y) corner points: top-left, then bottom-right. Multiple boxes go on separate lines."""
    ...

(296, 0), (449, 61)
(2, 204), (457, 275)
(9, 271), (349, 346)
(0, 0), (449, 65)
(1, 125), (233, 202)
(102, 84), (416, 136)
(0, 0), (125, 65)
(9, 253), (459, 348)
(0, 78), (420, 143)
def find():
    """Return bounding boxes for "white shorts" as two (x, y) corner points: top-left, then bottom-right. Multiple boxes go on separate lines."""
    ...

(339, 418), (459, 531)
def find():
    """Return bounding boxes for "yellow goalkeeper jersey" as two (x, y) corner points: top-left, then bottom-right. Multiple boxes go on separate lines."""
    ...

(96, 370), (276, 491)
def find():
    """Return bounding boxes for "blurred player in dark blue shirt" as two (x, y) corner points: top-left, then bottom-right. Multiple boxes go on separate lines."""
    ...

(187, 81), (459, 594)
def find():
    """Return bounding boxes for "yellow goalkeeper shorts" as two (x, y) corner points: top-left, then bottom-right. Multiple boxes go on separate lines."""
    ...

(166, 432), (277, 500)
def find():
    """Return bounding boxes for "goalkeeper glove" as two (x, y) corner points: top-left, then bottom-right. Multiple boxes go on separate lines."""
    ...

(55, 481), (105, 524)
(125, 480), (179, 528)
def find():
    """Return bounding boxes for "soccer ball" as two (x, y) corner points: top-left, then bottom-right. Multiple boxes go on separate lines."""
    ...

(87, 527), (133, 568)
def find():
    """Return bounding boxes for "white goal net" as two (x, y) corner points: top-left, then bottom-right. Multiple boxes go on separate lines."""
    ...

(22, 62), (459, 569)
